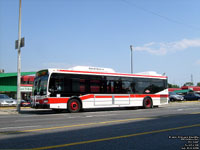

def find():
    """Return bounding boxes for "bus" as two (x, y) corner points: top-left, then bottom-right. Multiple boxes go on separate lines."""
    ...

(31, 66), (168, 113)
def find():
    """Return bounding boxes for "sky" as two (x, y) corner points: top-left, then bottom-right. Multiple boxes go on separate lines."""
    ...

(0, 0), (200, 86)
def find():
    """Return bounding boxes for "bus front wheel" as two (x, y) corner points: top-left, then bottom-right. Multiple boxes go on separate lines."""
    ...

(67, 99), (81, 113)
(143, 97), (153, 109)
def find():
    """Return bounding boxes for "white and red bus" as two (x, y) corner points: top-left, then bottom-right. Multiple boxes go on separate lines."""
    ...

(32, 66), (168, 113)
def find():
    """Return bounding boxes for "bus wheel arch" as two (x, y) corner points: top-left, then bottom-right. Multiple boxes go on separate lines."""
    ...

(67, 98), (82, 113)
(143, 96), (153, 109)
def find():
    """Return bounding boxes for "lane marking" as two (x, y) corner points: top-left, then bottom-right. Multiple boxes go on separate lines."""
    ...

(177, 108), (200, 111)
(27, 123), (200, 150)
(0, 118), (149, 134)
(190, 112), (200, 114)
(85, 114), (116, 118)
(1, 111), (200, 133)
(20, 118), (149, 132)
(0, 125), (40, 130)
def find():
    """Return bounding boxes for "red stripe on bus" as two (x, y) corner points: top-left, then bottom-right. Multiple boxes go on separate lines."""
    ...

(115, 96), (129, 98)
(47, 98), (69, 104)
(41, 94), (168, 104)
(130, 94), (168, 98)
(80, 94), (94, 100)
(160, 95), (169, 98)
(95, 96), (112, 98)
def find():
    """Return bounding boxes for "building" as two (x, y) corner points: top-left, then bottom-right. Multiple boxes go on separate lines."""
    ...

(181, 86), (200, 93)
(0, 72), (35, 100)
(169, 86), (200, 94)
(168, 88), (182, 92)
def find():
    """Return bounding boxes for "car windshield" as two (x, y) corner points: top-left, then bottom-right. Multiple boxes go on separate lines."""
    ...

(0, 94), (10, 99)
(194, 93), (200, 96)
(169, 92), (176, 95)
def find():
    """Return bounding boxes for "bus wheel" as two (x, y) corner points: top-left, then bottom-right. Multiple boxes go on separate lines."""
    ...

(68, 99), (81, 113)
(143, 97), (152, 109)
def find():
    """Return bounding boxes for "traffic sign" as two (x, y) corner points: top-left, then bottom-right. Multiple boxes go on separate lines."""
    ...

(15, 37), (25, 49)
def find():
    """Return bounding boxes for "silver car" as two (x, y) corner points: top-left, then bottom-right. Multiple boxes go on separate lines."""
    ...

(0, 94), (17, 106)
(169, 92), (184, 101)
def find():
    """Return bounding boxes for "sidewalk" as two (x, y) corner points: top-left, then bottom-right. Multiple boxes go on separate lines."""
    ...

(0, 107), (31, 115)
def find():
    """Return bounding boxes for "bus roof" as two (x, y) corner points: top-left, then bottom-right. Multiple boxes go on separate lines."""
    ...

(41, 67), (167, 79)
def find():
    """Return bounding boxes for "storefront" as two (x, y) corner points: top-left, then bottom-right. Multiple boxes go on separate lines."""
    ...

(0, 72), (35, 100)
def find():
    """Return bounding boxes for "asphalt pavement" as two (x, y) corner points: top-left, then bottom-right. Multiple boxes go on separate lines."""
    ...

(0, 101), (200, 150)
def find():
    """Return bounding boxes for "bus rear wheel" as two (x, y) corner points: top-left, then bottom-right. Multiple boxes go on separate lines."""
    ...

(67, 99), (81, 113)
(143, 97), (153, 109)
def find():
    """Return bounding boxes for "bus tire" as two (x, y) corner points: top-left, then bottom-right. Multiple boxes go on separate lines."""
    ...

(67, 99), (81, 113)
(143, 97), (153, 109)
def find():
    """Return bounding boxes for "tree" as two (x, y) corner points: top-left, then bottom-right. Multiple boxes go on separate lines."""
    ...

(197, 82), (200, 87)
(183, 82), (194, 86)
(168, 83), (180, 88)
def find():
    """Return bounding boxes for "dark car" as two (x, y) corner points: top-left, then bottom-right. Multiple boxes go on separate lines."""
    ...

(184, 93), (200, 101)
(21, 100), (31, 107)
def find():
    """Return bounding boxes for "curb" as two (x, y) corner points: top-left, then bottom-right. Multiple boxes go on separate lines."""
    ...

(0, 109), (18, 115)
(169, 100), (200, 103)
(0, 107), (31, 115)
(0, 107), (31, 109)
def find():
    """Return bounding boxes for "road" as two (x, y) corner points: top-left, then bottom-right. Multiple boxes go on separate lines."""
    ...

(0, 102), (200, 150)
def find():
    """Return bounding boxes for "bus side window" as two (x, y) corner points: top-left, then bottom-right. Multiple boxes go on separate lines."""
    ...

(80, 79), (86, 93)
(122, 81), (132, 94)
(90, 80), (100, 93)
(135, 81), (150, 94)
(100, 80), (107, 93)
(49, 74), (64, 96)
(49, 78), (55, 93)
(150, 79), (164, 93)
(107, 81), (114, 94)
(114, 81), (122, 93)
(72, 78), (80, 93)
(131, 82), (136, 94)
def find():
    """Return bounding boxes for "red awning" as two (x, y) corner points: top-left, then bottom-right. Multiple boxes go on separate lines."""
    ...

(21, 76), (35, 82)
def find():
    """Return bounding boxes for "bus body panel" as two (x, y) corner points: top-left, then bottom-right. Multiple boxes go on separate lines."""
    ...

(40, 93), (168, 109)
(32, 68), (168, 111)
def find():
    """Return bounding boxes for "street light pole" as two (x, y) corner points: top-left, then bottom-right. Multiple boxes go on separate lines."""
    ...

(17, 0), (22, 113)
(130, 45), (133, 74)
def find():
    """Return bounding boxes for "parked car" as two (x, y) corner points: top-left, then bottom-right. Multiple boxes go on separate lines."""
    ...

(21, 100), (31, 107)
(0, 94), (17, 106)
(184, 93), (200, 101)
(169, 92), (184, 101)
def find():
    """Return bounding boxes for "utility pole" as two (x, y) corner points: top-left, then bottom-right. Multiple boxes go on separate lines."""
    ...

(191, 74), (194, 85)
(130, 45), (133, 74)
(17, 0), (22, 113)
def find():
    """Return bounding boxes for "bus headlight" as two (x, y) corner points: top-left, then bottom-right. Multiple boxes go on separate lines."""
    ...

(44, 100), (48, 104)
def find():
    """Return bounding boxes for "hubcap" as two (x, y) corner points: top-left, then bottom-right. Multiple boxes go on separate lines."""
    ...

(70, 102), (78, 110)
(145, 99), (151, 107)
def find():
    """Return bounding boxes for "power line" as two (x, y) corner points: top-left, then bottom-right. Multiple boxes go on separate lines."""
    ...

(121, 0), (200, 32)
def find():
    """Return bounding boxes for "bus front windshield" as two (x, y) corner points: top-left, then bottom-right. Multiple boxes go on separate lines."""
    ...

(33, 75), (48, 96)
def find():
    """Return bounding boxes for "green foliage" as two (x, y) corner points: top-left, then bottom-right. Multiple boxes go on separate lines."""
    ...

(183, 82), (194, 86)
(168, 83), (180, 88)
(197, 82), (200, 87)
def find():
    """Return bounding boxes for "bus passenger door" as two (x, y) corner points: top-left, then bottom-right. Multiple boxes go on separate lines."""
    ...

(114, 81), (130, 105)
(94, 81), (113, 106)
